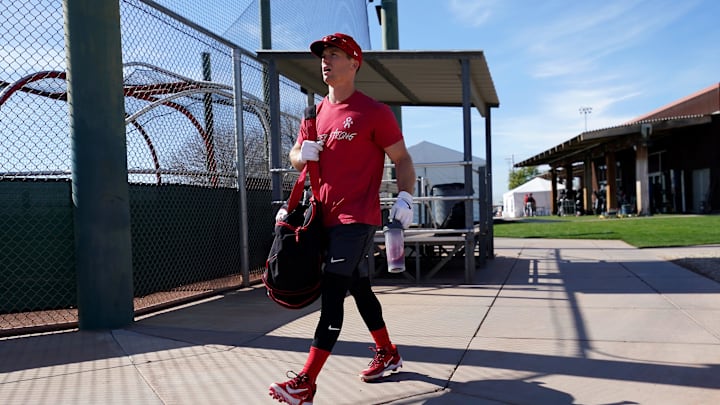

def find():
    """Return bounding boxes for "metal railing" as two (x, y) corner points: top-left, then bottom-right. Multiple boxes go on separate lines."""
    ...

(376, 160), (491, 282)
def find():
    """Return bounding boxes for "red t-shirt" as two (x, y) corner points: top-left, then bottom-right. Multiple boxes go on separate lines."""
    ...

(298, 91), (403, 227)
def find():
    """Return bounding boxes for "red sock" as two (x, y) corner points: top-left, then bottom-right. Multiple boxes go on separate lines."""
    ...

(370, 326), (392, 349)
(301, 346), (330, 382)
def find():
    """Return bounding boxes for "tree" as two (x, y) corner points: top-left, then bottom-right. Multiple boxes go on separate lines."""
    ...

(508, 166), (539, 190)
(162, 110), (301, 188)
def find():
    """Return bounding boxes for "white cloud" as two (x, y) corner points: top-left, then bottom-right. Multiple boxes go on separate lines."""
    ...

(517, 1), (695, 80)
(448, 0), (499, 27)
(533, 57), (594, 79)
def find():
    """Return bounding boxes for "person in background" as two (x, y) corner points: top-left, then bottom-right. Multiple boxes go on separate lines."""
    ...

(269, 32), (416, 405)
(526, 193), (536, 217)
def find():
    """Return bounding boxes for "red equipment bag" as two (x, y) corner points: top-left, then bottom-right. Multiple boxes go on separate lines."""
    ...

(263, 106), (325, 309)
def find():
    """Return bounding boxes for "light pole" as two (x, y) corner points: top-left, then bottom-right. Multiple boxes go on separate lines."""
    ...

(579, 107), (592, 131)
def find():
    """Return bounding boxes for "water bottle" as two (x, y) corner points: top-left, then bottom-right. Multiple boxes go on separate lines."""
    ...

(383, 220), (405, 273)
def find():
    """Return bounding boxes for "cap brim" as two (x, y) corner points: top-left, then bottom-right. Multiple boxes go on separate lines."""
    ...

(310, 41), (327, 58)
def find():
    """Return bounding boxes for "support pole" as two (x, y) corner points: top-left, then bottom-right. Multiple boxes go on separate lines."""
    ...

(380, 0), (402, 126)
(380, 0), (402, 185)
(268, 60), (283, 204)
(635, 143), (650, 215)
(260, 0), (271, 51)
(477, 166), (487, 266)
(64, 0), (133, 329)
(233, 48), (250, 287)
(606, 153), (617, 211)
(260, 0), (271, 107)
(485, 106), (494, 258)
(584, 157), (593, 214)
(202, 52), (216, 181)
(551, 166), (558, 215)
(460, 58), (475, 283)
(260, 0), (273, 170)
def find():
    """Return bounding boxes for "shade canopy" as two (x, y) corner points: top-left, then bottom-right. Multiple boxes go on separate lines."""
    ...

(256, 50), (499, 116)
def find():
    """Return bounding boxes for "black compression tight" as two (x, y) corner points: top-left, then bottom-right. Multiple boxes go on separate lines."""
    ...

(312, 272), (385, 351)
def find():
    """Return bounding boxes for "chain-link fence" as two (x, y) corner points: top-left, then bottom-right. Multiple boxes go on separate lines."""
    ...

(1, 0), (369, 336)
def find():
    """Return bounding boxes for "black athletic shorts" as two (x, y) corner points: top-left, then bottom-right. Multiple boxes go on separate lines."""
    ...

(323, 223), (376, 278)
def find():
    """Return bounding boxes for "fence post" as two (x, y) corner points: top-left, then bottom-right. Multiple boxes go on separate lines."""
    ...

(64, 0), (134, 329)
(233, 48), (251, 287)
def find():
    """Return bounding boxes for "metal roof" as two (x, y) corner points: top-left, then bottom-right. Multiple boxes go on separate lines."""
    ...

(515, 114), (716, 167)
(516, 84), (719, 168)
(255, 50), (500, 116)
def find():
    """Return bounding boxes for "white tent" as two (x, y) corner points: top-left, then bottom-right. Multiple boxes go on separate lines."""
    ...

(502, 177), (564, 218)
(407, 141), (485, 223)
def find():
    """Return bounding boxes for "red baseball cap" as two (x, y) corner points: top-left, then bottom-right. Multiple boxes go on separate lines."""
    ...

(310, 33), (363, 67)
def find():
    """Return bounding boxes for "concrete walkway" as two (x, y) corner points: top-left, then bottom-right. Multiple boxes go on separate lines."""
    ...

(1, 238), (719, 404)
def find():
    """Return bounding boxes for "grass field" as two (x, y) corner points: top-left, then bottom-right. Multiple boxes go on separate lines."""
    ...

(492, 214), (720, 248)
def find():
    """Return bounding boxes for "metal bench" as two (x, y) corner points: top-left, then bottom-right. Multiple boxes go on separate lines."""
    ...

(369, 228), (477, 283)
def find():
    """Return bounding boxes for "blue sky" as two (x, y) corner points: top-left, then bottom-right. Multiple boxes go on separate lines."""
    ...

(365, 0), (720, 203)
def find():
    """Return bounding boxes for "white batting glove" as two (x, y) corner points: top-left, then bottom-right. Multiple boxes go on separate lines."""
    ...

(299, 140), (323, 163)
(390, 191), (413, 228)
(275, 205), (288, 223)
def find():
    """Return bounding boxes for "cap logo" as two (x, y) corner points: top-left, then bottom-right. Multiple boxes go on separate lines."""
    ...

(323, 35), (358, 57)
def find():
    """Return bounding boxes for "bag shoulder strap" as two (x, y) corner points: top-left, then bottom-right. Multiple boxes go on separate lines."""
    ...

(304, 105), (317, 120)
(287, 104), (320, 211)
(303, 104), (321, 202)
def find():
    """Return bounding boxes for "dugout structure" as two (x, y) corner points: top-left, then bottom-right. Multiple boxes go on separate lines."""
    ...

(258, 49), (500, 283)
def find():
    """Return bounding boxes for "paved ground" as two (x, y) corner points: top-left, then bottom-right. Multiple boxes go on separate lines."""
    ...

(645, 244), (720, 283)
(1, 238), (719, 404)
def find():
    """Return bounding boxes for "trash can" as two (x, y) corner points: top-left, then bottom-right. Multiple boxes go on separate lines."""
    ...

(431, 183), (466, 228)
